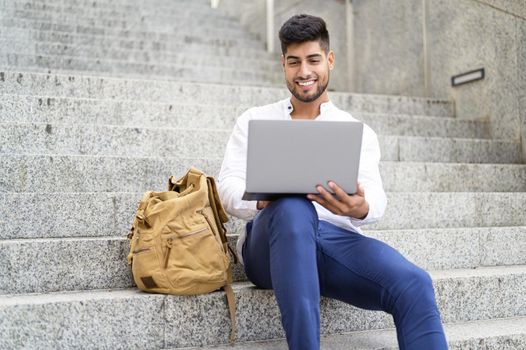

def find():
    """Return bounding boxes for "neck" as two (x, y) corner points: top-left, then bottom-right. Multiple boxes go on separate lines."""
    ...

(290, 92), (330, 120)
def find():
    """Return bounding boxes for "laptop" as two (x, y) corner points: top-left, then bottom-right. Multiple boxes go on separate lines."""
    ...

(242, 119), (364, 201)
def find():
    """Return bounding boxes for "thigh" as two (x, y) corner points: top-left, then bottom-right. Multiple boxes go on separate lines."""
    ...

(318, 221), (421, 312)
(243, 197), (319, 290)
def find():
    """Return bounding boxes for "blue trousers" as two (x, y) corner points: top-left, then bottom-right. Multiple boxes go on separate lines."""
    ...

(243, 197), (447, 350)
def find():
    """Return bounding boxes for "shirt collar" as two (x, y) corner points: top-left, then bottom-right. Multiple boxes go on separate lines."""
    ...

(284, 99), (334, 118)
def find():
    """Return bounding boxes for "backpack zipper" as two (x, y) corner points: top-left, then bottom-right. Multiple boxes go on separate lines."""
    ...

(132, 247), (151, 255)
(200, 210), (216, 232)
(163, 227), (209, 268)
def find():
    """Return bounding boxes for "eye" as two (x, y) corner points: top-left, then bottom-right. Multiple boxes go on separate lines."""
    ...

(288, 61), (299, 66)
(309, 59), (321, 64)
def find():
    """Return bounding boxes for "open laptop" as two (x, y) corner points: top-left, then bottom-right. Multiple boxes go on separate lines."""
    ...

(242, 119), (364, 201)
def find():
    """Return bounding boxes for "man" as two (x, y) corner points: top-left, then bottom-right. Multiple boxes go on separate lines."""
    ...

(218, 14), (448, 350)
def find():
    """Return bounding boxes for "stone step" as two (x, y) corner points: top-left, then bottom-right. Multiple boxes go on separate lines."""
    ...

(1, 45), (279, 72)
(2, 155), (525, 193)
(0, 123), (520, 163)
(2, 192), (525, 240)
(0, 95), (487, 138)
(187, 317), (526, 350)
(2, 4), (240, 27)
(1, 53), (282, 86)
(0, 17), (255, 41)
(0, 71), (454, 117)
(0, 27), (265, 51)
(1, 265), (526, 348)
(2, 226), (525, 294)
(1, 0), (210, 7)
(0, 39), (278, 62)
(2, 0), (212, 12)
(4, 0), (229, 15)
(3, 7), (241, 32)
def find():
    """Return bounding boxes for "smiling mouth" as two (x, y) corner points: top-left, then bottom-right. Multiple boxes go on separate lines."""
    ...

(297, 80), (316, 87)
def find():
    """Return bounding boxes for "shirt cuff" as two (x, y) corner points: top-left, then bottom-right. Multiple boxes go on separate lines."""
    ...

(349, 210), (372, 226)
(244, 200), (259, 212)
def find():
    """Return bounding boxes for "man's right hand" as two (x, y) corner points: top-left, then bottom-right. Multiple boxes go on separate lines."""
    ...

(257, 201), (271, 210)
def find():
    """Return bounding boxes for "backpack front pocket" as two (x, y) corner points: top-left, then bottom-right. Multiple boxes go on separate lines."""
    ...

(162, 225), (229, 294)
(131, 245), (171, 293)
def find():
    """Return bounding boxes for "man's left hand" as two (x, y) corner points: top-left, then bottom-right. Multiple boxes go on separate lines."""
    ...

(307, 181), (369, 220)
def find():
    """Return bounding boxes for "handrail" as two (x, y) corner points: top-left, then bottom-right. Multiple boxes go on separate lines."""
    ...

(266, 0), (274, 53)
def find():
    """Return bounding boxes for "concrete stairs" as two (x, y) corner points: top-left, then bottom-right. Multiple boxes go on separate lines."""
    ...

(0, 0), (282, 85)
(1, 0), (525, 349)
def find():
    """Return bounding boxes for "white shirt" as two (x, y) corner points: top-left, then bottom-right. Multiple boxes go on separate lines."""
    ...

(218, 98), (387, 264)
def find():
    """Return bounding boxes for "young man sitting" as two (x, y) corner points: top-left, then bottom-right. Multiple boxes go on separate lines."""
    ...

(218, 14), (448, 350)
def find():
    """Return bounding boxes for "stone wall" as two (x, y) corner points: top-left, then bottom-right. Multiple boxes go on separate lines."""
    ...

(519, 18), (526, 160)
(351, 0), (525, 160)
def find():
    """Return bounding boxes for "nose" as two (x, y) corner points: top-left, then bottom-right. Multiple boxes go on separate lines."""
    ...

(298, 61), (312, 78)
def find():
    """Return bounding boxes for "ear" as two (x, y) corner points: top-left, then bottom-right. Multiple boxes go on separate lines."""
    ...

(327, 50), (335, 70)
(281, 55), (285, 69)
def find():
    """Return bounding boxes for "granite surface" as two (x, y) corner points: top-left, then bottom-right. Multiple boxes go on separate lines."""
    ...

(0, 237), (133, 294)
(350, 0), (426, 97)
(395, 136), (522, 163)
(0, 71), (452, 113)
(428, 0), (522, 142)
(1, 122), (519, 162)
(0, 16), (257, 42)
(330, 92), (453, 117)
(0, 3), (242, 28)
(2, 191), (525, 239)
(3, 225), (525, 295)
(360, 113), (488, 138)
(519, 17), (526, 161)
(0, 35), (279, 71)
(3, 26), (263, 51)
(371, 192), (526, 230)
(0, 53), (282, 86)
(4, 266), (525, 348)
(0, 290), (165, 350)
(1, 94), (461, 134)
(2, 155), (526, 194)
(182, 317), (526, 349)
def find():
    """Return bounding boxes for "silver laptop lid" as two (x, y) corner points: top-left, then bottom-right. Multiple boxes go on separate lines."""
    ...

(242, 119), (363, 201)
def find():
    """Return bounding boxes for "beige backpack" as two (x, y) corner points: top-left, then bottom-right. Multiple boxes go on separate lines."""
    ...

(127, 167), (237, 342)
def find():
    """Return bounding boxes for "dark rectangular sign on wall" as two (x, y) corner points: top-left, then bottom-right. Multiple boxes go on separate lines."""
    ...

(451, 68), (485, 87)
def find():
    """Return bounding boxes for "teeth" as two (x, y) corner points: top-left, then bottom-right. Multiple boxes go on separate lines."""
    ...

(298, 80), (315, 86)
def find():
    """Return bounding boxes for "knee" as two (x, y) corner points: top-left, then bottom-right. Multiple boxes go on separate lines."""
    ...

(395, 267), (436, 308)
(267, 197), (318, 238)
(271, 197), (316, 217)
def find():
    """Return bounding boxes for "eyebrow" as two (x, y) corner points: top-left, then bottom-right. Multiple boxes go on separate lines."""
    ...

(286, 54), (323, 60)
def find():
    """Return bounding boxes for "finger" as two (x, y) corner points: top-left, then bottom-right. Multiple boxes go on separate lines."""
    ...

(316, 185), (346, 213)
(308, 193), (342, 214)
(328, 181), (352, 202)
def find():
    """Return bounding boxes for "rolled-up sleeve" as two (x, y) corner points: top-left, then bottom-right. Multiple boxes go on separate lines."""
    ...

(218, 110), (259, 221)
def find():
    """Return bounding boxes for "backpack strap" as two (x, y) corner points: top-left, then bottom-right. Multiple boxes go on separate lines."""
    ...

(206, 176), (238, 264)
(224, 278), (237, 344)
(126, 191), (153, 265)
(206, 175), (237, 342)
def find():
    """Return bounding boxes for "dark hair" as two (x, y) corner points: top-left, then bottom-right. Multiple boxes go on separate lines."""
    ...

(278, 14), (330, 55)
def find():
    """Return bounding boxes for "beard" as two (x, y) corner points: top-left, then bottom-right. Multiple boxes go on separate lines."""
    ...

(286, 73), (330, 103)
